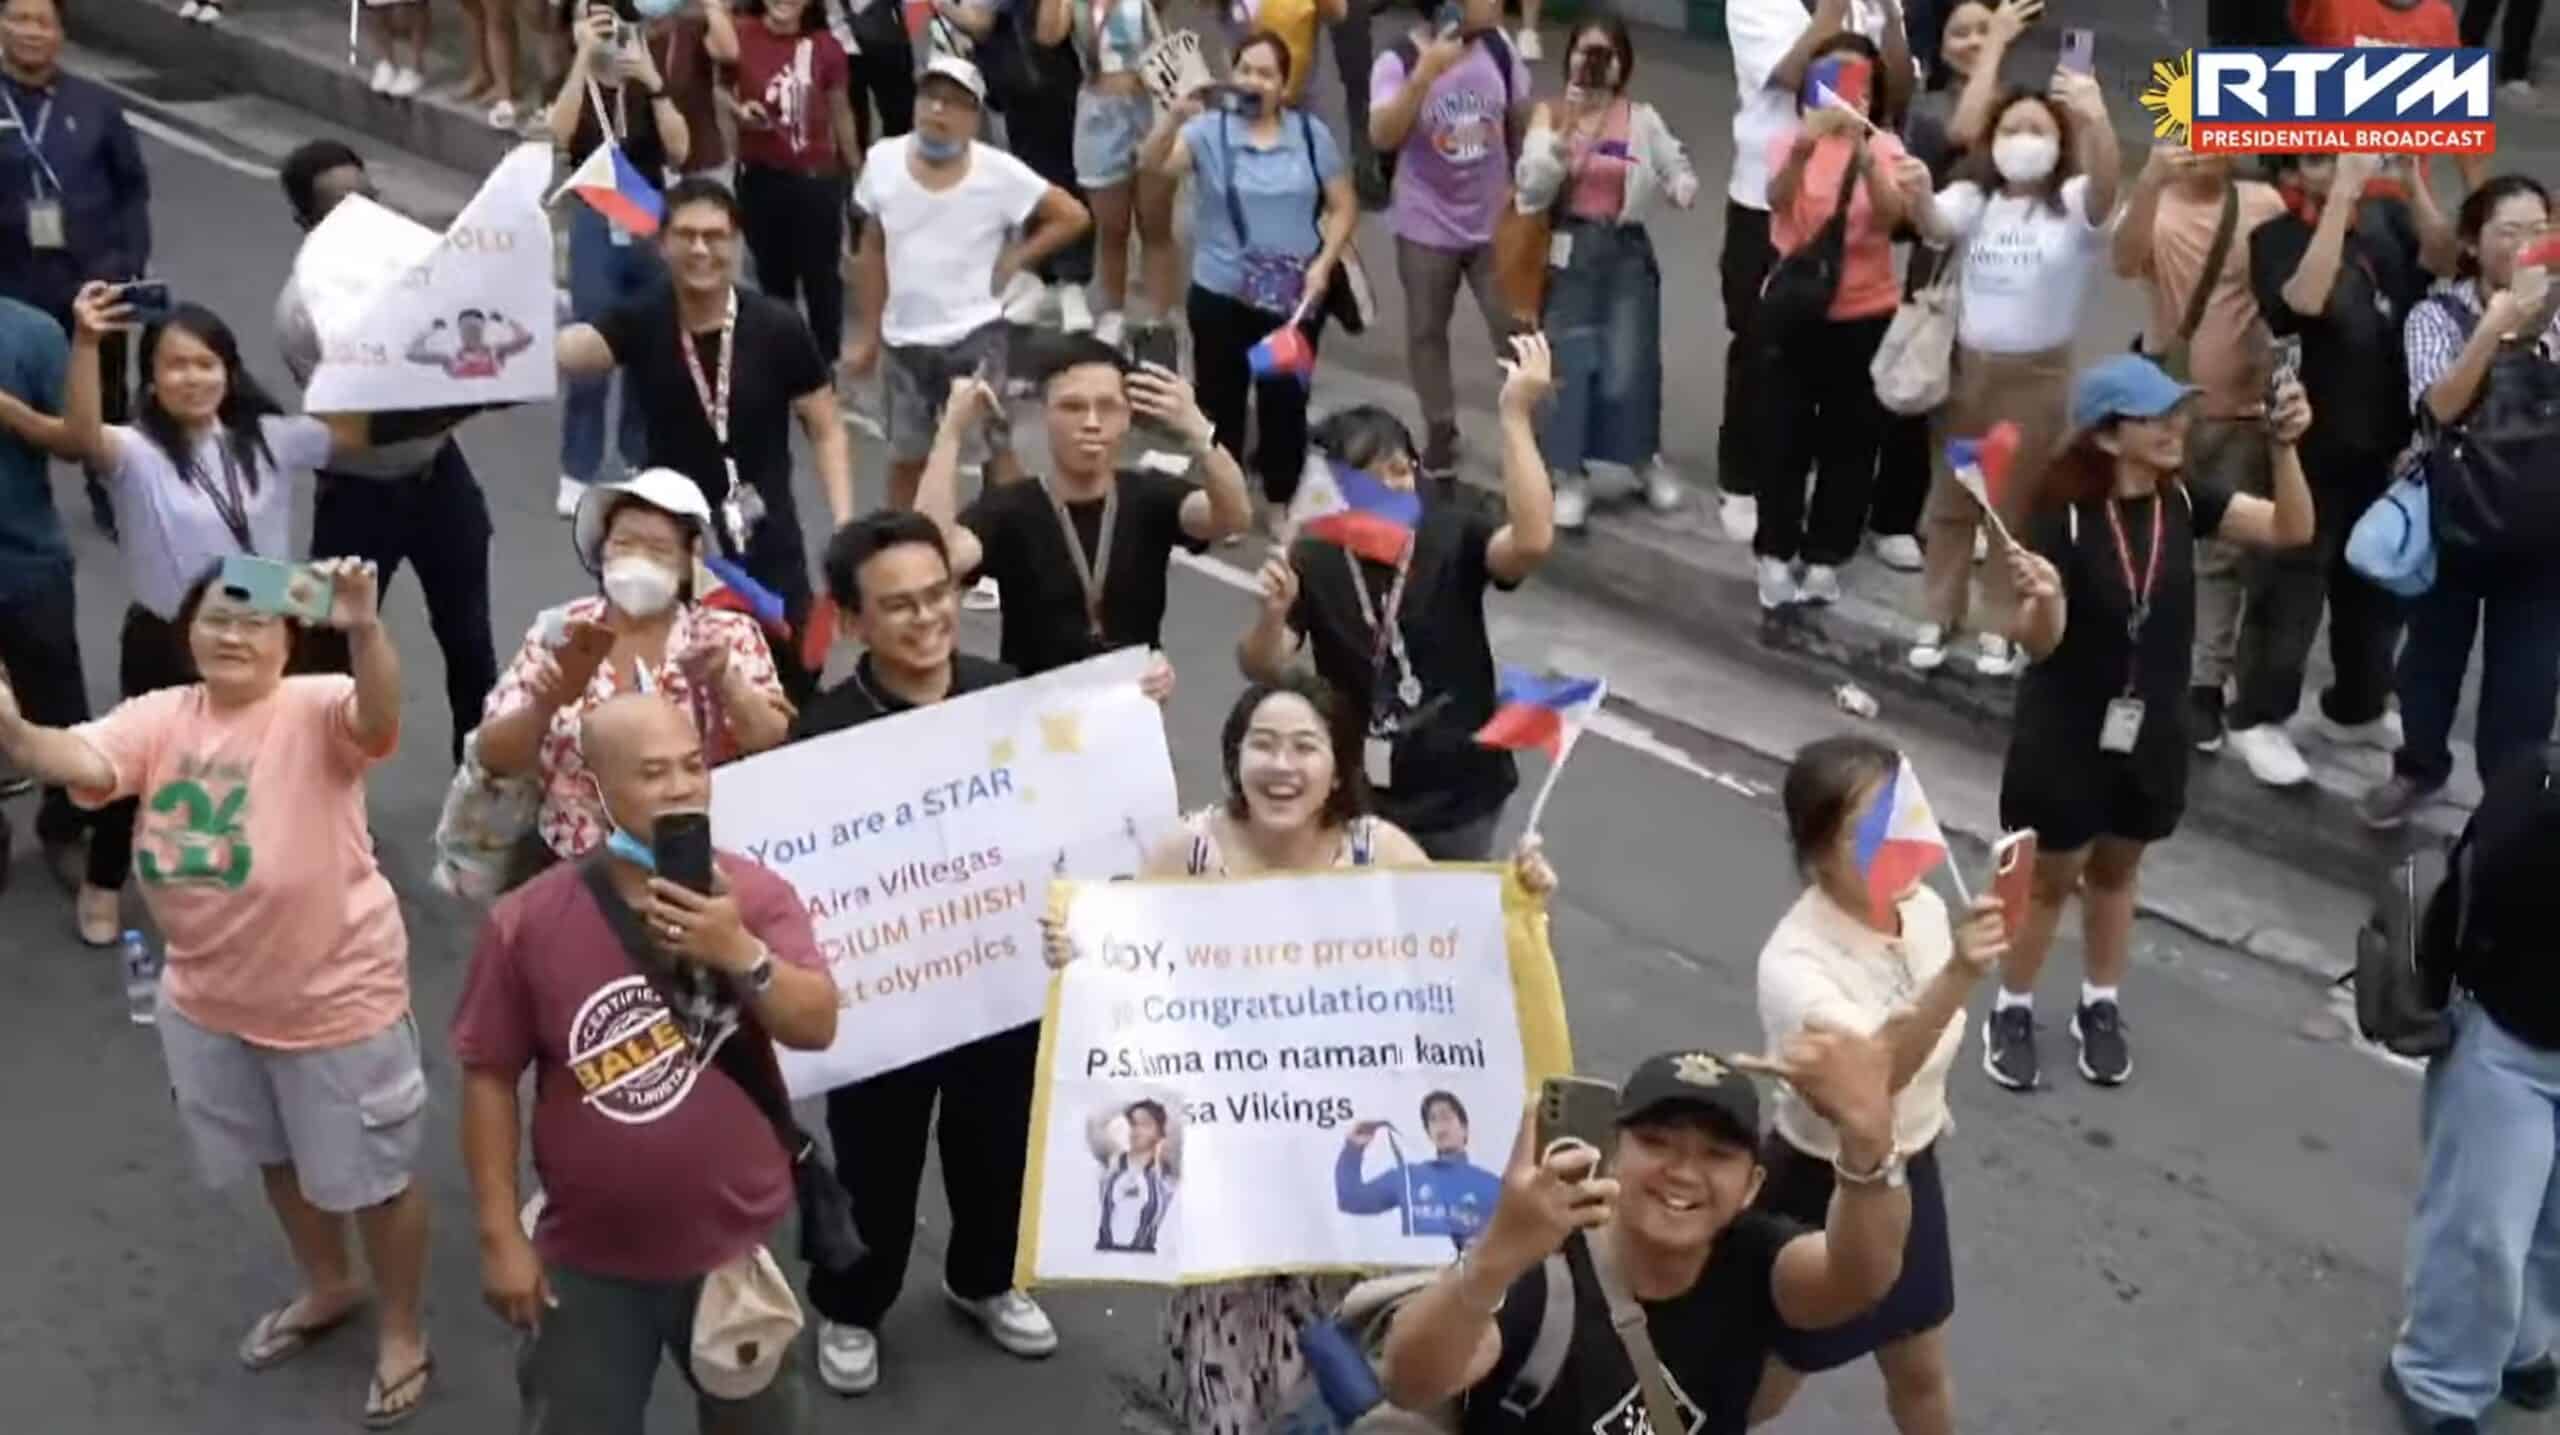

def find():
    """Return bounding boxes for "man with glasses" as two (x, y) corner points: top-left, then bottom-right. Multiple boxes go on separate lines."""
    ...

(785, 507), (1060, 1395)
(559, 177), (859, 700)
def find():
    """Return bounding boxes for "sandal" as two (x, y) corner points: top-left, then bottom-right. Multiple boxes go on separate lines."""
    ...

(237, 1298), (360, 1371)
(363, 1354), (434, 1429)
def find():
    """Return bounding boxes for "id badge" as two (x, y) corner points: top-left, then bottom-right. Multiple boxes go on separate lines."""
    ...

(1547, 230), (1572, 269)
(609, 222), (633, 247)
(26, 199), (64, 251)
(1363, 734), (1394, 791)
(2099, 697), (2145, 754)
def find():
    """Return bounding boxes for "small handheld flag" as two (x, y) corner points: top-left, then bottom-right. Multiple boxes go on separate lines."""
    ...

(1944, 421), (2022, 549)
(700, 553), (787, 631)
(1804, 53), (1874, 112)
(1851, 756), (1953, 923)
(1248, 322), (1316, 386)
(1297, 462), (1422, 565)
(1475, 667), (1607, 834)
(2521, 230), (2560, 271)
(551, 141), (665, 237)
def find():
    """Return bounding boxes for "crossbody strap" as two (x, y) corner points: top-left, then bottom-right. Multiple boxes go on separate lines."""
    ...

(1582, 1230), (1686, 1435)
(2177, 183), (2241, 347)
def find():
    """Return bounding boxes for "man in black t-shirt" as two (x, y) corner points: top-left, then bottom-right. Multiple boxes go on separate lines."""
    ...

(1378, 1036), (1909, 1435)
(1238, 335), (1556, 860)
(916, 334), (1251, 693)
(2224, 151), (2452, 788)
(557, 178), (858, 696)
(786, 509), (1060, 1394)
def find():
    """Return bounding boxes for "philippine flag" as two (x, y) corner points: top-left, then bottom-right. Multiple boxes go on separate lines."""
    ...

(1248, 323), (1316, 386)
(2522, 232), (2560, 271)
(700, 553), (787, 631)
(1474, 668), (1606, 759)
(1805, 53), (1874, 112)
(1298, 462), (1421, 564)
(1944, 420), (2021, 519)
(553, 141), (665, 237)
(1851, 756), (1951, 923)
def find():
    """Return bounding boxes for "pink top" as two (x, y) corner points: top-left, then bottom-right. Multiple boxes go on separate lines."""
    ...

(1563, 99), (1635, 224)
(74, 676), (407, 1050)
(1766, 128), (1909, 321)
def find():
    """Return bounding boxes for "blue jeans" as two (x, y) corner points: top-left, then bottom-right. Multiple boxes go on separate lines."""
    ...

(2391, 998), (2560, 1420)
(562, 204), (665, 482)
(2392, 555), (2560, 788)
(1537, 219), (1662, 477)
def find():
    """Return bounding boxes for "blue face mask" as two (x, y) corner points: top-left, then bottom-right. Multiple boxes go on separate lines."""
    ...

(632, 0), (683, 18)
(914, 131), (967, 163)
(589, 776), (657, 872)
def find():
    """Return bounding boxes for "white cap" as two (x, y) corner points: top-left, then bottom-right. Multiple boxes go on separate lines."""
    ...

(919, 53), (987, 105)
(689, 1247), (804, 1401)
(571, 468), (714, 573)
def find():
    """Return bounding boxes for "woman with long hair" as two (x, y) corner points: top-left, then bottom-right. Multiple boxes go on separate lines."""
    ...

(1037, 0), (1183, 362)
(1903, 74), (2119, 676)
(1514, 14), (1697, 531)
(730, 0), (860, 360)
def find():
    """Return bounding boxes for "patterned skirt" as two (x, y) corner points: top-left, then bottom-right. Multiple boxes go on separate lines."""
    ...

(1136, 1275), (1358, 1435)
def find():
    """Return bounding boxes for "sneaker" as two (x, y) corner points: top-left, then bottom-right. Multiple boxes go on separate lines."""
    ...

(1641, 457), (1682, 514)
(2358, 774), (2441, 831)
(815, 1321), (881, 1395)
(192, 1), (220, 22)
(999, 271), (1047, 326)
(2502, 78), (2536, 103)
(1093, 310), (1125, 349)
(392, 66), (426, 98)
(2186, 685), (2226, 754)
(2071, 999), (2131, 1086)
(1798, 563), (1841, 606)
(1973, 633), (2020, 678)
(1514, 26), (1543, 60)
(964, 577), (1001, 612)
(2503, 1356), (2558, 1411)
(178, 0), (203, 16)
(1870, 533), (1923, 571)
(76, 884), (119, 947)
(2383, 1358), (2481, 1434)
(1909, 623), (1949, 672)
(1718, 493), (1758, 544)
(555, 476), (588, 520)
(1553, 474), (1590, 531)
(1981, 1006), (2038, 1091)
(2226, 722), (2311, 787)
(488, 99), (519, 130)
(2306, 705), (2404, 751)
(946, 1284), (1059, 1359)
(1755, 556), (1798, 611)
(1057, 284), (1094, 333)
(370, 59), (398, 93)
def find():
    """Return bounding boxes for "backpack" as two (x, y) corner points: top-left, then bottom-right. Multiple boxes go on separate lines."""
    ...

(1272, 1254), (1576, 1432)
(1381, 29), (1518, 194)
(2414, 291), (2560, 561)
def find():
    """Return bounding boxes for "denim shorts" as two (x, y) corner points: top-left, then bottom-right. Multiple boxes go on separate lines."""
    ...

(1074, 88), (1155, 189)
(886, 320), (1013, 463)
(158, 1000), (428, 1212)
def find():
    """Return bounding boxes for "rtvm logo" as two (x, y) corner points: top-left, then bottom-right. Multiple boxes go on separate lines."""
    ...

(2138, 48), (2495, 154)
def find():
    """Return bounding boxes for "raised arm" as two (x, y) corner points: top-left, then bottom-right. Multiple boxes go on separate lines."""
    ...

(916, 377), (994, 578)
(1763, 1025), (1911, 1330)
(2280, 154), (2377, 319)
(2210, 380), (2316, 549)
(57, 282), (128, 471)
(1334, 1128), (1405, 1213)
(1371, 32), (1464, 154)
(698, 0), (739, 61)
(2056, 71), (2120, 223)
(0, 665), (115, 793)
(1484, 335), (1556, 584)
(1141, 96), (1203, 178)
(1237, 554), (1305, 683)
(1948, 0), (2037, 148)
(320, 559), (403, 754)
(2110, 145), (2175, 280)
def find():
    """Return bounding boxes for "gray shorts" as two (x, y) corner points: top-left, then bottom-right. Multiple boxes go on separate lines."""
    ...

(1074, 88), (1155, 190)
(886, 320), (1013, 464)
(157, 1000), (428, 1213)
(517, 1260), (802, 1435)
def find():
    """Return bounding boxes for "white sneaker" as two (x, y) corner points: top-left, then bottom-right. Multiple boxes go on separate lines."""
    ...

(1553, 475), (1590, 531)
(1093, 310), (1125, 348)
(964, 576), (1001, 611)
(1909, 623), (1948, 671)
(392, 65), (425, 97)
(999, 271), (1048, 326)
(946, 1284), (1060, 1359)
(1871, 533), (1923, 571)
(488, 99), (519, 131)
(1641, 457), (1682, 513)
(1974, 633), (2020, 677)
(1798, 563), (1841, 606)
(191, 2), (220, 22)
(2226, 722), (2312, 787)
(555, 476), (588, 520)
(2306, 706), (2404, 751)
(369, 59), (397, 93)
(1755, 556), (1797, 610)
(178, 0), (203, 16)
(815, 1321), (881, 1395)
(1719, 493), (1759, 544)
(1057, 284), (1094, 334)
(1515, 26), (1543, 60)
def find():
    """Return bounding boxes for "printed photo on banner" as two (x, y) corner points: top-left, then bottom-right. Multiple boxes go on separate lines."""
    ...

(710, 648), (1180, 1096)
(1138, 29), (1212, 106)
(1020, 866), (1571, 1287)
(295, 142), (559, 411)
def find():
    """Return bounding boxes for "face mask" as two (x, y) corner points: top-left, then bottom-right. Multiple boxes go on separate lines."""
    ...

(914, 130), (967, 163)
(632, 0), (682, 17)
(602, 555), (680, 618)
(1992, 132), (2061, 186)
(587, 775), (658, 871)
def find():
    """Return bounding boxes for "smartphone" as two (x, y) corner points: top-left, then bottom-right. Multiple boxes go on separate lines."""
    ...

(1204, 82), (1253, 116)
(2267, 335), (2304, 411)
(1989, 830), (2038, 939)
(2058, 27), (2095, 77)
(120, 279), (172, 325)
(653, 810), (716, 895)
(1432, 0), (1463, 37)
(218, 554), (333, 624)
(1536, 1075), (1620, 1174)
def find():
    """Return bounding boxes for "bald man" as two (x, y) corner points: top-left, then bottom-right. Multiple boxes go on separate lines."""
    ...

(452, 693), (836, 1432)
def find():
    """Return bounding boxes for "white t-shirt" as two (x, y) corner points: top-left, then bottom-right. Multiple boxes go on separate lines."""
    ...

(1756, 883), (1961, 1162)
(853, 137), (1050, 348)
(100, 416), (329, 620)
(1725, 0), (1900, 209)
(1931, 174), (2109, 355)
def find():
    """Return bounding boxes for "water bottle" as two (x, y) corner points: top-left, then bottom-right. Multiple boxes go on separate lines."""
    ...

(119, 929), (160, 1027)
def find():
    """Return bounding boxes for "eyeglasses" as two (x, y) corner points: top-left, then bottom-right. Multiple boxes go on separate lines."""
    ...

(195, 610), (283, 637)
(666, 226), (735, 251)
(874, 582), (955, 622)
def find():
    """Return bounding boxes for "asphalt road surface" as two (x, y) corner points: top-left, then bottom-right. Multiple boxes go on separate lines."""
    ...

(0, 127), (2482, 1435)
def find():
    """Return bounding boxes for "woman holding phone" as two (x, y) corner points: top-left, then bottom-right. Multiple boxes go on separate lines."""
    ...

(1750, 733), (2006, 1435)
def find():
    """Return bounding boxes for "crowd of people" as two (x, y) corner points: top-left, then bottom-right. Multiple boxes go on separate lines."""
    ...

(4, 0), (2560, 1429)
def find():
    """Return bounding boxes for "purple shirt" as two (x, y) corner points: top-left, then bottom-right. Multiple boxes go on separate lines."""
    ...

(1370, 38), (1529, 250)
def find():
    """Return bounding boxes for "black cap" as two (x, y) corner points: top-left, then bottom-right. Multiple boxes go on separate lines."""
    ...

(1616, 1051), (1762, 1144)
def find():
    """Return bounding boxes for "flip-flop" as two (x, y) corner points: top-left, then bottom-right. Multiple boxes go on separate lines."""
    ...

(362, 1354), (434, 1430)
(237, 1300), (360, 1371)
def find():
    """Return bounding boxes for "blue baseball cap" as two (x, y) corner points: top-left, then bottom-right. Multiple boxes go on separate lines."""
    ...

(2068, 354), (2198, 432)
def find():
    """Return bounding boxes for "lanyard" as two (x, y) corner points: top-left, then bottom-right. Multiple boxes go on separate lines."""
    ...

(1341, 547), (1423, 710)
(1, 83), (62, 198)
(678, 287), (738, 480)
(2101, 494), (2165, 696)
(194, 439), (256, 553)
(583, 73), (629, 145)
(1042, 479), (1117, 640)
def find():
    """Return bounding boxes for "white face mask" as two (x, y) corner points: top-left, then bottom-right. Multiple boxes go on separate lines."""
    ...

(602, 555), (681, 618)
(1992, 132), (2061, 186)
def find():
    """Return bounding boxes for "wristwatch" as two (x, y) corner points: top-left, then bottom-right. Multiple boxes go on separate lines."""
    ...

(1833, 1145), (1908, 1190)
(742, 941), (776, 995)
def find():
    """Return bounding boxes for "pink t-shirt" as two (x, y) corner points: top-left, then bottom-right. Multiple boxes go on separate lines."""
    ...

(74, 676), (406, 1050)
(1767, 128), (1909, 321)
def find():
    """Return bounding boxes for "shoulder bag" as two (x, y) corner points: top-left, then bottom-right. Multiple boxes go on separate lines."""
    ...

(2411, 291), (2560, 561)
(2147, 182), (2239, 384)
(1871, 255), (1959, 415)
(1756, 138), (1867, 352)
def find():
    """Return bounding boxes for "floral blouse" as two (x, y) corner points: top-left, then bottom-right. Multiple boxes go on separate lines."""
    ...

(482, 595), (785, 859)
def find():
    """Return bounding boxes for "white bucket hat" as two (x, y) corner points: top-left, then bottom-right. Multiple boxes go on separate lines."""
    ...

(572, 468), (715, 575)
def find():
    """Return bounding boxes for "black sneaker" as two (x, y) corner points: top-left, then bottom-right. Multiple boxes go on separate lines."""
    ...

(2383, 1359), (2481, 1433)
(2072, 999), (2132, 1086)
(2187, 685), (2226, 754)
(1981, 1006), (2039, 1091)
(2504, 1356), (2559, 1411)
